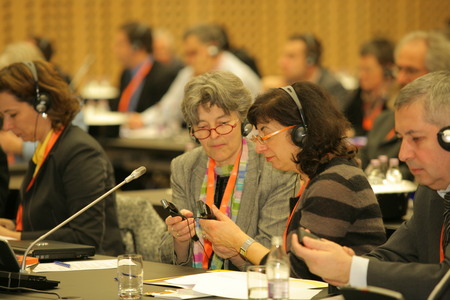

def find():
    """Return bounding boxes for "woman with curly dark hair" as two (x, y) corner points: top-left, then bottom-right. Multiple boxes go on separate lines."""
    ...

(199, 82), (386, 279)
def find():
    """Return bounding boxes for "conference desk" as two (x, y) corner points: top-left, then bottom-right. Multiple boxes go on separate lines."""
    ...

(0, 257), (331, 300)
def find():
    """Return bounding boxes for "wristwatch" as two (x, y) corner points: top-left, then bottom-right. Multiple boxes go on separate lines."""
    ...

(239, 238), (255, 259)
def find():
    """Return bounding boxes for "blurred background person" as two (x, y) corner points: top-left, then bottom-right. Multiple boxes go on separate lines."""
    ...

(0, 61), (123, 256)
(127, 23), (261, 133)
(360, 31), (450, 179)
(345, 38), (396, 137)
(199, 82), (385, 279)
(29, 36), (72, 83)
(159, 71), (294, 270)
(152, 27), (184, 73)
(111, 21), (179, 113)
(263, 34), (349, 110)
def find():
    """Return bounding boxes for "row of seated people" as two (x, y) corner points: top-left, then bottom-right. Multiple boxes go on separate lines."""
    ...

(0, 59), (449, 299)
(1, 22), (450, 182)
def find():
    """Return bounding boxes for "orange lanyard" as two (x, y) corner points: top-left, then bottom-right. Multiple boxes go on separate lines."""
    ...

(202, 150), (242, 268)
(205, 151), (242, 212)
(16, 129), (63, 231)
(118, 60), (153, 112)
(283, 179), (309, 250)
(362, 101), (384, 131)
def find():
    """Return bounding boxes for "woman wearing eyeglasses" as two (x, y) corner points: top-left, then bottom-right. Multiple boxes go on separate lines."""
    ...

(199, 82), (386, 279)
(159, 71), (296, 270)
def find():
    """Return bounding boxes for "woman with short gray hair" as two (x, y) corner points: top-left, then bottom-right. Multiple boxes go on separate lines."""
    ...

(159, 71), (295, 270)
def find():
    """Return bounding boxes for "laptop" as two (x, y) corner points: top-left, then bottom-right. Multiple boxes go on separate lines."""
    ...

(9, 240), (95, 261)
(0, 239), (59, 290)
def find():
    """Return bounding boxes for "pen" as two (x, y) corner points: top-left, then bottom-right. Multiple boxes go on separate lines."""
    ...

(54, 261), (71, 268)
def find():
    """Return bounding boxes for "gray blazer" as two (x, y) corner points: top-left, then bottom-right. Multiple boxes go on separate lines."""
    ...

(366, 185), (450, 300)
(159, 141), (296, 268)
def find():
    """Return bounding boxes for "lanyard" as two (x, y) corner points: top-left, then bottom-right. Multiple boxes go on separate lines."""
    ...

(205, 151), (242, 212)
(16, 128), (63, 231)
(202, 150), (242, 269)
(118, 60), (153, 112)
(283, 179), (309, 251)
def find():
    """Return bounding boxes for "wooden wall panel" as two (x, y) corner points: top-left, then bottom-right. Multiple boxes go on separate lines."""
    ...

(0, 0), (448, 88)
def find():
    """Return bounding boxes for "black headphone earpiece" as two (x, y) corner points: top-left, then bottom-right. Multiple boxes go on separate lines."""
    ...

(280, 86), (308, 147)
(22, 61), (51, 118)
(241, 119), (252, 137)
(437, 126), (450, 151)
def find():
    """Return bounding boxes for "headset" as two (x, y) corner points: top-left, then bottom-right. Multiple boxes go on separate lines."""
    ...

(280, 86), (308, 147)
(189, 119), (252, 144)
(438, 126), (450, 151)
(22, 61), (51, 118)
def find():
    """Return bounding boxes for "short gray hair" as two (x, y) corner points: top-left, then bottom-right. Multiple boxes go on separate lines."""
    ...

(182, 71), (252, 125)
(395, 31), (450, 72)
(395, 71), (450, 127)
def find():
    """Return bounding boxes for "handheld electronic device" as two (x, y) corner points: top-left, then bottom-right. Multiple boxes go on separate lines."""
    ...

(160, 199), (199, 241)
(196, 201), (216, 219)
(160, 199), (184, 218)
(298, 227), (320, 245)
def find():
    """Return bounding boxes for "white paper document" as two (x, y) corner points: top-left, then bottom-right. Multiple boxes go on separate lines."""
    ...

(33, 259), (117, 272)
(145, 271), (327, 299)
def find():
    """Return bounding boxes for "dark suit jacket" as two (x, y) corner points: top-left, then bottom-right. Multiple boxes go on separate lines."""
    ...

(110, 60), (180, 112)
(20, 125), (124, 256)
(366, 185), (450, 300)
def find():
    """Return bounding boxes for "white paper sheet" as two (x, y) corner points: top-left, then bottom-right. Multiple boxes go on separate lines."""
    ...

(33, 259), (117, 272)
(146, 271), (327, 299)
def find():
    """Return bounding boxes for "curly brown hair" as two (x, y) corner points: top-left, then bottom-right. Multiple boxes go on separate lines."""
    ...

(248, 81), (356, 178)
(0, 60), (80, 130)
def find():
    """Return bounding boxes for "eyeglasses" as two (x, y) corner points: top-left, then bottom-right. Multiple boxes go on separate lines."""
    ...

(191, 121), (238, 140)
(250, 125), (295, 144)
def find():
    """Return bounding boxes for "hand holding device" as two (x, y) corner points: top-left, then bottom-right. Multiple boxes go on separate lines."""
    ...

(298, 227), (320, 246)
(160, 199), (184, 218)
(161, 199), (199, 241)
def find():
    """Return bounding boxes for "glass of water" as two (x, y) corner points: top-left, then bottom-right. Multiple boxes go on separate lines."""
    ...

(117, 254), (143, 299)
(247, 265), (268, 300)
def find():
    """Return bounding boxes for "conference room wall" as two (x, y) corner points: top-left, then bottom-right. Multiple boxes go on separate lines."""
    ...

(0, 0), (448, 87)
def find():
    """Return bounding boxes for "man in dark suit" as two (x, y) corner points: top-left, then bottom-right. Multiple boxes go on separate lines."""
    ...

(292, 71), (450, 300)
(112, 22), (180, 113)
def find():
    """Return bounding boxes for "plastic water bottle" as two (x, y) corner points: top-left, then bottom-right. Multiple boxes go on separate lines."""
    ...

(386, 158), (403, 184)
(368, 159), (384, 185)
(378, 155), (389, 175)
(266, 236), (289, 300)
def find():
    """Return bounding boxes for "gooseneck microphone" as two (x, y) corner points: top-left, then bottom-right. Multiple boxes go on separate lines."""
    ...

(20, 166), (147, 272)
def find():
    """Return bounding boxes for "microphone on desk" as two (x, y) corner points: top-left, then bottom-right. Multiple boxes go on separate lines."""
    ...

(19, 166), (147, 273)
